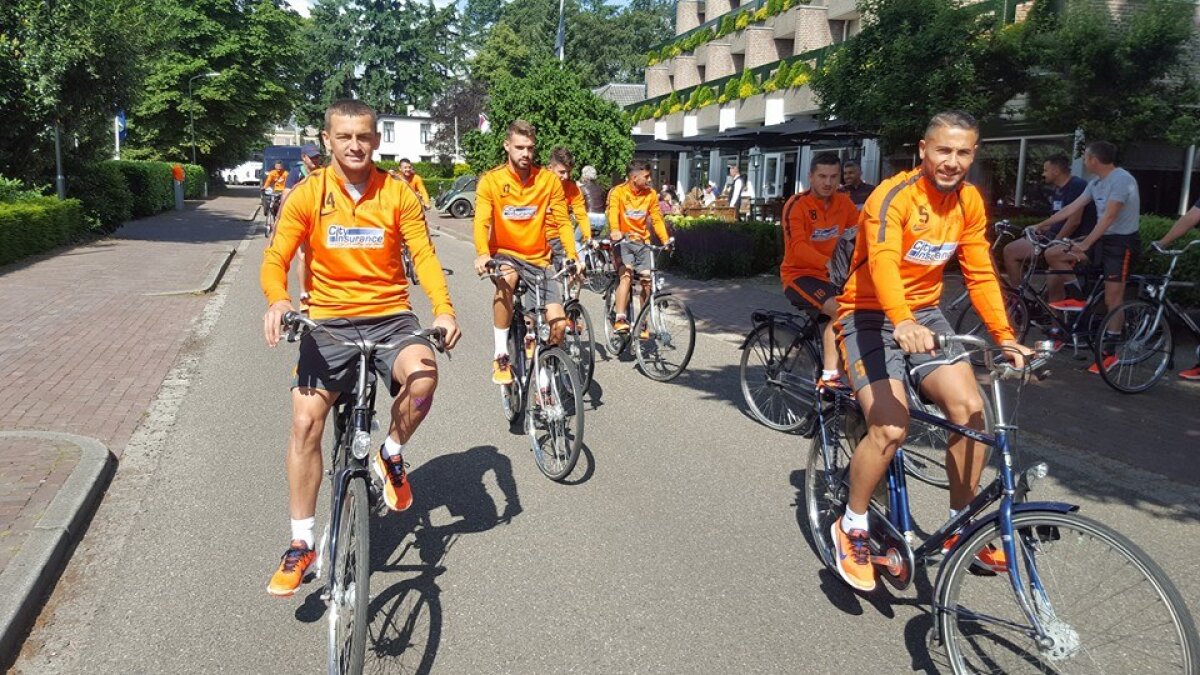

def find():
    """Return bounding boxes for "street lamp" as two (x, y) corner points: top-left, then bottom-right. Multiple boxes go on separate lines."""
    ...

(188, 71), (220, 165)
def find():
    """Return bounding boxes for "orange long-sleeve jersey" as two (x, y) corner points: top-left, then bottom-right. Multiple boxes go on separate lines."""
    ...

(608, 182), (669, 243)
(473, 164), (577, 265)
(780, 190), (858, 284)
(554, 179), (592, 240)
(260, 167), (454, 319)
(838, 169), (1013, 343)
(405, 173), (431, 207)
(262, 169), (288, 192)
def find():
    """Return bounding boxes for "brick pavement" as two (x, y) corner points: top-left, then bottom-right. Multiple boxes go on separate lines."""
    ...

(0, 192), (256, 577)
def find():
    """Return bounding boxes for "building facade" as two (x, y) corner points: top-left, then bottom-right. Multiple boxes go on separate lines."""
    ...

(374, 112), (444, 163)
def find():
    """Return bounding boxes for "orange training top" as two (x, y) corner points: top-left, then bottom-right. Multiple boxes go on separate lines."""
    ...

(263, 169), (288, 192)
(607, 182), (669, 243)
(554, 179), (592, 240)
(837, 169), (1013, 343)
(780, 190), (858, 284)
(405, 173), (431, 207)
(261, 167), (454, 319)
(473, 164), (577, 265)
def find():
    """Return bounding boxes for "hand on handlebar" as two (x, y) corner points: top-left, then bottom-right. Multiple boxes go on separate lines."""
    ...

(894, 320), (936, 355)
(432, 313), (461, 351)
(474, 254), (494, 277)
(264, 300), (296, 348)
(1000, 339), (1032, 370)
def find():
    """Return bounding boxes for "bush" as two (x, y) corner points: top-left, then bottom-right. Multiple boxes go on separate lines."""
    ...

(183, 164), (206, 199)
(1138, 215), (1200, 305)
(425, 178), (455, 199)
(0, 175), (46, 203)
(109, 160), (174, 218)
(664, 217), (781, 278)
(0, 197), (87, 266)
(67, 162), (132, 233)
(453, 163), (473, 177)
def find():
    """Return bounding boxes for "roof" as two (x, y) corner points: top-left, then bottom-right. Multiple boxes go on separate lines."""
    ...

(592, 83), (646, 108)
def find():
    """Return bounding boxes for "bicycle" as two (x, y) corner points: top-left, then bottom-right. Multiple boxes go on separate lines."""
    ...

(600, 239), (696, 382)
(740, 309), (994, 488)
(281, 311), (447, 675)
(804, 333), (1198, 673)
(401, 243), (419, 288)
(581, 238), (618, 296)
(1094, 239), (1200, 393)
(482, 258), (585, 481)
(263, 188), (282, 238)
(559, 265), (596, 391)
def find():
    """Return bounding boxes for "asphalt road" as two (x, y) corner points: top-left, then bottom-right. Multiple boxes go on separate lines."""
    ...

(14, 210), (1200, 673)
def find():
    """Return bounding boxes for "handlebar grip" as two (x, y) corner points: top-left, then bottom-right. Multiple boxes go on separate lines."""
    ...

(282, 310), (301, 325)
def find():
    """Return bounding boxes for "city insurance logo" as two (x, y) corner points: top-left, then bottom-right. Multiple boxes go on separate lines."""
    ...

(327, 225), (386, 249)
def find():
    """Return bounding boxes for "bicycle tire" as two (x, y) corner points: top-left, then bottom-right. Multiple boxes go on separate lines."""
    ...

(525, 347), (584, 481)
(327, 476), (370, 675)
(939, 511), (1199, 674)
(563, 301), (596, 391)
(901, 384), (996, 490)
(632, 295), (695, 382)
(739, 320), (819, 432)
(1095, 299), (1174, 394)
(601, 291), (627, 356)
(803, 414), (854, 572)
(501, 324), (524, 423)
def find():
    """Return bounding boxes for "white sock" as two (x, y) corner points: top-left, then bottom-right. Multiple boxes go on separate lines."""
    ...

(383, 436), (404, 460)
(537, 366), (551, 390)
(494, 327), (509, 358)
(291, 517), (315, 549)
(616, 313), (626, 322)
(841, 507), (869, 534)
(822, 369), (838, 381)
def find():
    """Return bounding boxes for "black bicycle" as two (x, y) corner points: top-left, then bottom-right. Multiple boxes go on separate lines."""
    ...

(559, 264), (596, 391)
(263, 188), (282, 238)
(282, 311), (446, 674)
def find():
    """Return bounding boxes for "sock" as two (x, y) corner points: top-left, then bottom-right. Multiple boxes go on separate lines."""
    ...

(821, 369), (838, 381)
(616, 313), (626, 322)
(494, 327), (509, 358)
(537, 366), (551, 390)
(382, 436), (404, 460)
(841, 507), (869, 534)
(291, 517), (315, 549)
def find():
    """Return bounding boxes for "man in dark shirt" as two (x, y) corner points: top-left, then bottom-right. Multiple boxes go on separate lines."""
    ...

(838, 160), (875, 209)
(1002, 154), (1097, 287)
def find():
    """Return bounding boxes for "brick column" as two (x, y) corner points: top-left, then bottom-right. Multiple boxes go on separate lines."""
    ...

(706, 0), (732, 22)
(646, 64), (673, 99)
(793, 7), (834, 54)
(704, 41), (736, 82)
(672, 55), (702, 91)
(676, 0), (701, 34)
(744, 26), (780, 70)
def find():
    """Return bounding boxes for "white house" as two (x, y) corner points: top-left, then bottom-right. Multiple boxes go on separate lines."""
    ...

(374, 111), (442, 163)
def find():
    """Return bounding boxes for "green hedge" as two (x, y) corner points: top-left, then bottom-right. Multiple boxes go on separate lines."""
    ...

(67, 162), (132, 233)
(109, 160), (175, 218)
(375, 160), (467, 179)
(183, 164), (205, 199)
(663, 216), (781, 278)
(1138, 215), (1200, 305)
(0, 197), (87, 266)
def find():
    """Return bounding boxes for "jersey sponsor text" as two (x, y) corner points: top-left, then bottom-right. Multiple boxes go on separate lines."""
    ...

(327, 225), (386, 249)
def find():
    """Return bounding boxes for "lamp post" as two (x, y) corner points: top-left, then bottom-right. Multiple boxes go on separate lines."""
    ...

(188, 71), (220, 165)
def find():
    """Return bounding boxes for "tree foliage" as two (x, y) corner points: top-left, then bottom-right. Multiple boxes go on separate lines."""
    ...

(428, 79), (488, 159)
(462, 58), (634, 179)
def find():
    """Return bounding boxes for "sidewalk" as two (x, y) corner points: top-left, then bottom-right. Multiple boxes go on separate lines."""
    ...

(0, 192), (255, 638)
(431, 211), (1200, 487)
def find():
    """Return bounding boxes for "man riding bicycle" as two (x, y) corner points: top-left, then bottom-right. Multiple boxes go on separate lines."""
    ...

(261, 159), (289, 218)
(780, 152), (859, 384)
(608, 160), (673, 335)
(260, 99), (461, 597)
(833, 111), (1031, 593)
(397, 158), (432, 210)
(472, 120), (579, 386)
(1001, 154), (1096, 290)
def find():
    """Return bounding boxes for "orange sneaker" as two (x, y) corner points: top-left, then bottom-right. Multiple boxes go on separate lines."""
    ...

(832, 517), (876, 592)
(1179, 365), (1200, 381)
(267, 542), (316, 597)
(1049, 298), (1087, 311)
(1088, 353), (1118, 374)
(613, 318), (630, 333)
(524, 335), (536, 361)
(492, 355), (513, 385)
(639, 326), (650, 341)
(373, 449), (413, 512)
(943, 533), (1008, 574)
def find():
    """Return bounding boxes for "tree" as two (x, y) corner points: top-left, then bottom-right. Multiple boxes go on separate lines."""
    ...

(462, 58), (634, 179)
(810, 0), (1031, 151)
(470, 23), (537, 85)
(295, 0), (361, 129)
(428, 79), (488, 159)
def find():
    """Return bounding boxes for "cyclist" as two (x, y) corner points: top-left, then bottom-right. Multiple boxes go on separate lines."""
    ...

(261, 159), (289, 219)
(472, 119), (578, 386)
(780, 152), (858, 384)
(397, 158), (432, 209)
(833, 111), (1031, 593)
(547, 147), (593, 261)
(260, 99), (461, 597)
(1153, 197), (1200, 380)
(1001, 154), (1096, 289)
(282, 144), (324, 199)
(1031, 141), (1142, 374)
(608, 160), (673, 334)
(579, 165), (608, 238)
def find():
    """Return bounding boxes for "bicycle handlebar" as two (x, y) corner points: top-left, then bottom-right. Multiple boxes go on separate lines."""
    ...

(1151, 239), (1200, 257)
(281, 311), (447, 353)
(933, 333), (1053, 382)
(481, 258), (574, 280)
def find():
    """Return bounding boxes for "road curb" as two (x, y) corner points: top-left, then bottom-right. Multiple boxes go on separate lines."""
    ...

(0, 431), (114, 662)
(143, 246), (237, 297)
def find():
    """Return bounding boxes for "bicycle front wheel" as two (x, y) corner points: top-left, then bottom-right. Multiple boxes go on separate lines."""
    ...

(1096, 299), (1174, 394)
(739, 321), (819, 432)
(563, 301), (596, 392)
(633, 295), (695, 381)
(939, 511), (1198, 674)
(525, 347), (584, 481)
(328, 477), (370, 674)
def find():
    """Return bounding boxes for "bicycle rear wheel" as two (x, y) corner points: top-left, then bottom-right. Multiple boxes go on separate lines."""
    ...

(525, 347), (584, 481)
(902, 384), (996, 489)
(1096, 299), (1173, 394)
(739, 320), (819, 432)
(633, 295), (695, 381)
(328, 477), (370, 674)
(803, 413), (855, 571)
(563, 301), (596, 392)
(953, 289), (1029, 367)
(939, 511), (1198, 674)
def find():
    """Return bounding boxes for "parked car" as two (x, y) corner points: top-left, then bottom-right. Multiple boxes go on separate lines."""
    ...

(221, 160), (262, 186)
(437, 175), (477, 219)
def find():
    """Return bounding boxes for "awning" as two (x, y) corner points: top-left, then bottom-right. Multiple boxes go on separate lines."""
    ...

(647, 118), (864, 152)
(633, 137), (690, 153)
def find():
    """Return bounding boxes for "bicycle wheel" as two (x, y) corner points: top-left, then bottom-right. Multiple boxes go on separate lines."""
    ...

(902, 384), (996, 490)
(525, 347), (584, 481)
(563, 301), (595, 392)
(632, 295), (695, 381)
(328, 477), (370, 675)
(739, 320), (819, 432)
(1096, 299), (1173, 394)
(601, 292), (626, 356)
(803, 413), (855, 571)
(953, 289), (1030, 367)
(939, 511), (1198, 674)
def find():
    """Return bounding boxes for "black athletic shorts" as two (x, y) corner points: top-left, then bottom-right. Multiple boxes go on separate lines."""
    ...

(1085, 233), (1140, 282)
(784, 276), (837, 312)
(293, 312), (427, 396)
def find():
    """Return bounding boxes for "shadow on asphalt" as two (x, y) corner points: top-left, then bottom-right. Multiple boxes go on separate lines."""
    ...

(559, 443), (596, 486)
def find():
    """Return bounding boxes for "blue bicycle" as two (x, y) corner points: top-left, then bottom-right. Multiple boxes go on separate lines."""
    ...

(804, 334), (1198, 672)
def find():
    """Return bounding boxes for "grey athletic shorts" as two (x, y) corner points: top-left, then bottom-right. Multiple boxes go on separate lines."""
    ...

(836, 307), (960, 393)
(784, 276), (837, 312)
(493, 255), (564, 309)
(618, 240), (653, 274)
(294, 312), (427, 396)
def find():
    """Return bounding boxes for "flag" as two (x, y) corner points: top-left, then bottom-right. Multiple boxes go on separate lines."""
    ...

(554, 0), (566, 61)
(116, 110), (127, 140)
(479, 113), (490, 133)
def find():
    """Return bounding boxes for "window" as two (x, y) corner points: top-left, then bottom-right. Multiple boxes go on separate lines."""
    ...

(383, 121), (395, 143)
(420, 123), (431, 145)
(380, 154), (395, 162)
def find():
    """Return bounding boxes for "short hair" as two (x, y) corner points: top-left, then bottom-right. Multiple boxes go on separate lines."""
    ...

(581, 165), (597, 181)
(549, 147), (574, 168)
(1085, 141), (1117, 166)
(324, 99), (377, 130)
(843, 160), (861, 171)
(924, 110), (979, 138)
(811, 152), (842, 172)
(1045, 154), (1071, 173)
(628, 159), (651, 174)
(398, 158), (412, 166)
(507, 119), (537, 141)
